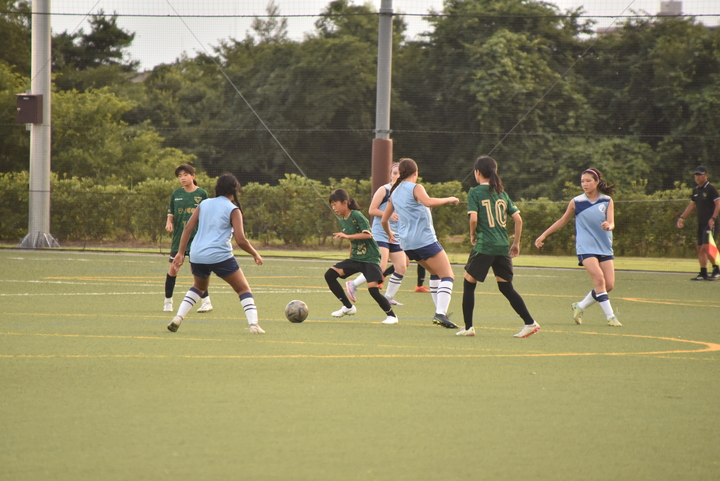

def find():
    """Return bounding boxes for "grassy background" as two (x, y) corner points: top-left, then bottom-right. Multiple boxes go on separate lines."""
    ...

(1, 250), (718, 480)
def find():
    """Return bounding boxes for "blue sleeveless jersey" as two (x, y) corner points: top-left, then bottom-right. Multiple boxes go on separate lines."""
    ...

(371, 183), (399, 244)
(574, 193), (613, 256)
(189, 196), (238, 264)
(389, 181), (437, 250)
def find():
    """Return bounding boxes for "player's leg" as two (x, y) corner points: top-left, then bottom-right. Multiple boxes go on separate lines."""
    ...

(422, 249), (457, 329)
(364, 263), (397, 324)
(164, 253), (180, 311)
(325, 265), (356, 317)
(583, 257), (621, 326)
(347, 248), (388, 301)
(458, 271), (477, 336)
(415, 264), (429, 292)
(222, 266), (264, 334)
(167, 273), (209, 332)
(383, 249), (407, 304)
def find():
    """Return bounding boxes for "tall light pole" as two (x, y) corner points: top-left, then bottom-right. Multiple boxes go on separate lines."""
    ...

(371, 0), (393, 195)
(19, 0), (58, 248)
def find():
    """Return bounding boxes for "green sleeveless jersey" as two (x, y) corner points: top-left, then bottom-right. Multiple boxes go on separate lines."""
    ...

(338, 210), (381, 264)
(167, 187), (208, 252)
(467, 184), (519, 256)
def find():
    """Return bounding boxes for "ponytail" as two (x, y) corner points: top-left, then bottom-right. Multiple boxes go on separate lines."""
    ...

(389, 158), (418, 196)
(215, 173), (244, 214)
(475, 156), (504, 194)
(329, 189), (361, 210)
(583, 168), (615, 195)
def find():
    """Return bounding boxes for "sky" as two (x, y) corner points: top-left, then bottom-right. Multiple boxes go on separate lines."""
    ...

(47, 0), (720, 70)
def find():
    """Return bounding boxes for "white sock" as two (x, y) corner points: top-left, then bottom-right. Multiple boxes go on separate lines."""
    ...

(240, 293), (259, 325)
(596, 292), (614, 318)
(436, 277), (454, 315)
(578, 290), (596, 310)
(384, 273), (403, 299)
(353, 274), (367, 288)
(177, 289), (201, 319)
(429, 276), (440, 307)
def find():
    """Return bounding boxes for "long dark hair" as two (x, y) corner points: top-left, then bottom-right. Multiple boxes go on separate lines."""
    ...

(215, 173), (243, 213)
(175, 164), (198, 186)
(583, 168), (615, 195)
(389, 158), (418, 195)
(475, 156), (504, 194)
(329, 188), (361, 210)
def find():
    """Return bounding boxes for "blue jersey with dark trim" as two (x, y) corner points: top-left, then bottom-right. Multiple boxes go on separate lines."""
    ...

(574, 193), (613, 256)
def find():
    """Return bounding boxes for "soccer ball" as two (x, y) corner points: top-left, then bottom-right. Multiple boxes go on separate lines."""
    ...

(285, 300), (308, 323)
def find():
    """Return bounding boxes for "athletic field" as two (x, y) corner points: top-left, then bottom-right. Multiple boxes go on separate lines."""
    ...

(1, 249), (718, 480)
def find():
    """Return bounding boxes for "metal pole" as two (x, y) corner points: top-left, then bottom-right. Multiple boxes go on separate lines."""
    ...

(371, 0), (393, 196)
(20, 0), (58, 248)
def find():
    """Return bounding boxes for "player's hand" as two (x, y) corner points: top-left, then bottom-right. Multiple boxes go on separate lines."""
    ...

(173, 253), (185, 268)
(388, 231), (397, 243)
(601, 221), (614, 231)
(534, 236), (545, 248)
(676, 217), (684, 229)
(253, 254), (264, 266)
(332, 232), (348, 240)
(470, 234), (476, 246)
(390, 213), (399, 223)
(165, 221), (173, 233)
(510, 243), (520, 258)
(447, 197), (460, 205)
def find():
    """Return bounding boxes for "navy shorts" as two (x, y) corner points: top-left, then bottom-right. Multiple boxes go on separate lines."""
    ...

(376, 241), (403, 253)
(190, 257), (240, 278)
(465, 250), (514, 283)
(333, 259), (384, 283)
(405, 242), (444, 262)
(577, 254), (614, 267)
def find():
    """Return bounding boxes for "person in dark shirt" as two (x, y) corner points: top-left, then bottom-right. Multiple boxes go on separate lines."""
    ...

(676, 166), (720, 280)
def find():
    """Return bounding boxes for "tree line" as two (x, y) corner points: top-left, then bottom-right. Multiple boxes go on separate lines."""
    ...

(1, 0), (719, 200)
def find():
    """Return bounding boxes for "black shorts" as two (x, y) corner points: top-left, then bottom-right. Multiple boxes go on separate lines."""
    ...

(169, 251), (190, 262)
(464, 250), (514, 283)
(333, 259), (384, 283)
(190, 257), (240, 279)
(697, 224), (718, 246)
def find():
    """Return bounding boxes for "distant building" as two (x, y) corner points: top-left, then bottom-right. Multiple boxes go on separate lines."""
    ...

(658, 1), (682, 17)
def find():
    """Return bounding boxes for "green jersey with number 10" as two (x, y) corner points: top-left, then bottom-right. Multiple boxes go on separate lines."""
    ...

(467, 184), (519, 256)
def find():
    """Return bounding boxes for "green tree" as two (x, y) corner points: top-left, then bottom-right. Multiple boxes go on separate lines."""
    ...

(0, 0), (31, 75)
(0, 62), (30, 173)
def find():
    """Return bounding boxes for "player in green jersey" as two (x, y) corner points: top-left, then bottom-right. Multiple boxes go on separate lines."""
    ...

(164, 164), (211, 313)
(458, 156), (539, 338)
(324, 189), (398, 325)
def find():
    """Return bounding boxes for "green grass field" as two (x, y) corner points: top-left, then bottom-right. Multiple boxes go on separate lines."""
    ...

(1, 249), (718, 481)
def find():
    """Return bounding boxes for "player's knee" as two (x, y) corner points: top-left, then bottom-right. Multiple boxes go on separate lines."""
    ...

(324, 269), (340, 284)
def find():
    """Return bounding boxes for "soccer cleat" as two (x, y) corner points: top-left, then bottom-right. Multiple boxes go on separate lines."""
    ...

(571, 302), (584, 325)
(385, 296), (403, 306)
(690, 273), (708, 281)
(197, 298), (213, 313)
(708, 271), (719, 281)
(249, 323), (265, 334)
(167, 316), (182, 332)
(415, 285), (430, 293)
(432, 313), (458, 329)
(332, 305), (357, 318)
(163, 298), (173, 312)
(345, 281), (357, 303)
(607, 316), (622, 327)
(513, 322), (540, 338)
(456, 327), (475, 337)
(381, 316), (399, 325)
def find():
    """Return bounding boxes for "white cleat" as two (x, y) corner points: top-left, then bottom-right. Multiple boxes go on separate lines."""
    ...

(607, 316), (622, 327)
(385, 296), (403, 306)
(513, 322), (540, 338)
(163, 298), (173, 312)
(381, 316), (399, 324)
(197, 298), (213, 313)
(332, 305), (357, 318)
(456, 327), (476, 337)
(167, 316), (182, 332)
(571, 302), (583, 325)
(249, 323), (265, 334)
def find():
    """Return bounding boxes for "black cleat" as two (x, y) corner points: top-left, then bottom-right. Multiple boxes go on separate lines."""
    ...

(432, 313), (458, 329)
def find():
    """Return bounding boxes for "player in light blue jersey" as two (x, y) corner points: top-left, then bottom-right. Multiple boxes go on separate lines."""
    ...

(535, 169), (621, 327)
(167, 174), (265, 334)
(381, 158), (460, 329)
(346, 163), (407, 306)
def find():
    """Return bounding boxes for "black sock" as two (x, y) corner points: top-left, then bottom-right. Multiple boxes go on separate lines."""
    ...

(462, 279), (476, 329)
(383, 265), (395, 278)
(369, 287), (394, 316)
(324, 269), (352, 308)
(498, 281), (535, 325)
(700, 267), (708, 277)
(417, 265), (426, 286)
(165, 274), (176, 298)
